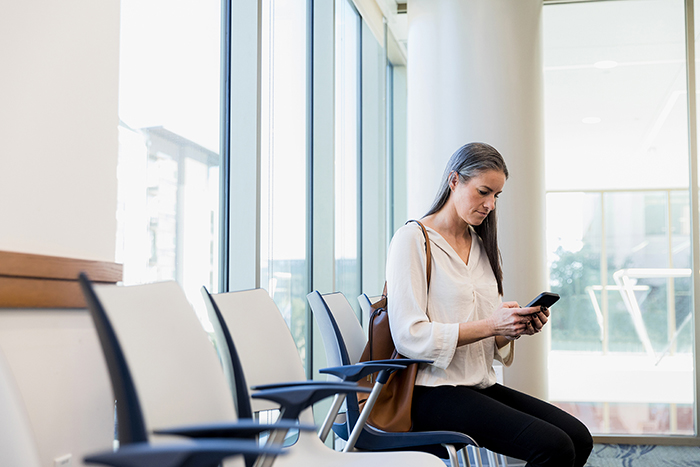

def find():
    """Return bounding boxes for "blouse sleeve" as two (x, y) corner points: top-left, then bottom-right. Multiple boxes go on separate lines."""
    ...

(386, 225), (459, 369)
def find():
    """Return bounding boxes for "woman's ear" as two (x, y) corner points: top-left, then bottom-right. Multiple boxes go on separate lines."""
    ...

(448, 171), (459, 191)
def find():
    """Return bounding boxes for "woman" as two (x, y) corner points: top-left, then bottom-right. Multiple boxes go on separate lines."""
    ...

(386, 143), (592, 467)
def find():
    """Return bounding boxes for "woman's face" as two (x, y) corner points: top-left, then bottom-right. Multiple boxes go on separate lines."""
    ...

(449, 169), (506, 226)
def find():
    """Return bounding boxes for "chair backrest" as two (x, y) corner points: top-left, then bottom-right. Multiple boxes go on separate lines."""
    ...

(0, 347), (42, 467)
(201, 287), (253, 420)
(357, 294), (383, 338)
(307, 291), (371, 431)
(308, 291), (367, 366)
(306, 291), (345, 372)
(208, 289), (311, 422)
(80, 276), (237, 440)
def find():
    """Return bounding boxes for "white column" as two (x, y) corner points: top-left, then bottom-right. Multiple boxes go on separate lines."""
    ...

(407, 0), (547, 398)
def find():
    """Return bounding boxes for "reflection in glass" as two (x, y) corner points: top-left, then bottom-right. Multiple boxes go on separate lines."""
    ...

(260, 0), (309, 367)
(547, 191), (694, 435)
(544, 0), (694, 436)
(547, 192), (602, 352)
(116, 0), (221, 324)
(544, 0), (689, 192)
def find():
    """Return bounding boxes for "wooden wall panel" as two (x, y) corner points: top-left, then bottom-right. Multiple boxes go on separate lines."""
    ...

(0, 251), (122, 308)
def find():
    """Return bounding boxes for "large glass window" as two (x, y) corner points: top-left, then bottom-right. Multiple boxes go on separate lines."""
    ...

(544, 0), (694, 436)
(386, 62), (394, 236)
(116, 0), (222, 318)
(260, 0), (309, 366)
(116, 0), (398, 379)
(389, 63), (408, 237)
(335, 0), (362, 311)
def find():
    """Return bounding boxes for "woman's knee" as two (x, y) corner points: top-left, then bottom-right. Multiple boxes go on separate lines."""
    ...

(525, 424), (576, 467)
(545, 404), (593, 466)
(570, 420), (593, 467)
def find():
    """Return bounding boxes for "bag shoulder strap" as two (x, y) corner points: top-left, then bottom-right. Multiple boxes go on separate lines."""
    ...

(406, 219), (432, 289)
(378, 219), (433, 299)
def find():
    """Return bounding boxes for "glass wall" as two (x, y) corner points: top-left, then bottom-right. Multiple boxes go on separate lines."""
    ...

(117, 0), (403, 378)
(260, 0), (309, 366)
(386, 62), (395, 236)
(335, 0), (362, 314)
(389, 63), (408, 237)
(116, 0), (222, 321)
(543, 0), (694, 435)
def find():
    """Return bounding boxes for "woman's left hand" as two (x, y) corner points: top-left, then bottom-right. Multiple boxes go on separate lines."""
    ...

(522, 306), (550, 335)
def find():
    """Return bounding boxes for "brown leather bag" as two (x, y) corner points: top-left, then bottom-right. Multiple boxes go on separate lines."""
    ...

(357, 220), (432, 432)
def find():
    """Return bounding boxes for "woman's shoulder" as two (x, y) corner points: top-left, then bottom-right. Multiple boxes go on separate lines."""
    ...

(392, 220), (428, 243)
(388, 221), (428, 253)
(387, 222), (430, 273)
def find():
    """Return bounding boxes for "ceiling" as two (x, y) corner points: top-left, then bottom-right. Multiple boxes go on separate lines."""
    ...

(376, 0), (693, 191)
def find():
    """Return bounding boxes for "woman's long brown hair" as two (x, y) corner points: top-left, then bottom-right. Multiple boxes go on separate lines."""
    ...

(425, 142), (509, 295)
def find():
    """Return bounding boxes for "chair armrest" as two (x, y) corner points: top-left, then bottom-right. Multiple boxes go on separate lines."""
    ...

(319, 363), (405, 382)
(251, 380), (333, 391)
(84, 439), (284, 467)
(359, 358), (433, 367)
(153, 420), (315, 439)
(342, 359), (433, 384)
(252, 382), (370, 421)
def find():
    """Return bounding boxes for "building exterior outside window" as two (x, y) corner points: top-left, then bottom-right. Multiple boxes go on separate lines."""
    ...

(116, 0), (222, 324)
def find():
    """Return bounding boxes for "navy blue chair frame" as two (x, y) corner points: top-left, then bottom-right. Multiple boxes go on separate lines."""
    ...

(307, 291), (478, 461)
(78, 274), (287, 467)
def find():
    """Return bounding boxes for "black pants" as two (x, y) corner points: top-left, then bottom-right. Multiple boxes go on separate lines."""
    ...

(412, 384), (593, 467)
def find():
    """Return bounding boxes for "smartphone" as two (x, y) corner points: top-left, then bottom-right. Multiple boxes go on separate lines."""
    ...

(525, 292), (560, 309)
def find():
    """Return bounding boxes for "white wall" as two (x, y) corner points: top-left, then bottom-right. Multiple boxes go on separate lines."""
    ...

(0, 2), (120, 465)
(0, 311), (114, 467)
(0, 0), (120, 262)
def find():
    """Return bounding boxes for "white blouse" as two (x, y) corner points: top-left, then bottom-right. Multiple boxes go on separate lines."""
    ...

(386, 222), (513, 388)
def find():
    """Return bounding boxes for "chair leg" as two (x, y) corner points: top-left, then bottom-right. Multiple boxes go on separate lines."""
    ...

(342, 381), (384, 452)
(441, 444), (459, 467)
(318, 393), (345, 442)
(458, 447), (471, 467)
(253, 427), (288, 467)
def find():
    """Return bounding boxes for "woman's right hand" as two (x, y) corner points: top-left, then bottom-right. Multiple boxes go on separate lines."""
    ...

(489, 302), (539, 339)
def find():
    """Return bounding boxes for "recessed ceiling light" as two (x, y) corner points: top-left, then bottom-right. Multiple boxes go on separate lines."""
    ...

(582, 117), (601, 124)
(594, 60), (618, 69)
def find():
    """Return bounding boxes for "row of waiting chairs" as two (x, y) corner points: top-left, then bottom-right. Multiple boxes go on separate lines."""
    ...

(1, 276), (504, 467)
(310, 292), (506, 467)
